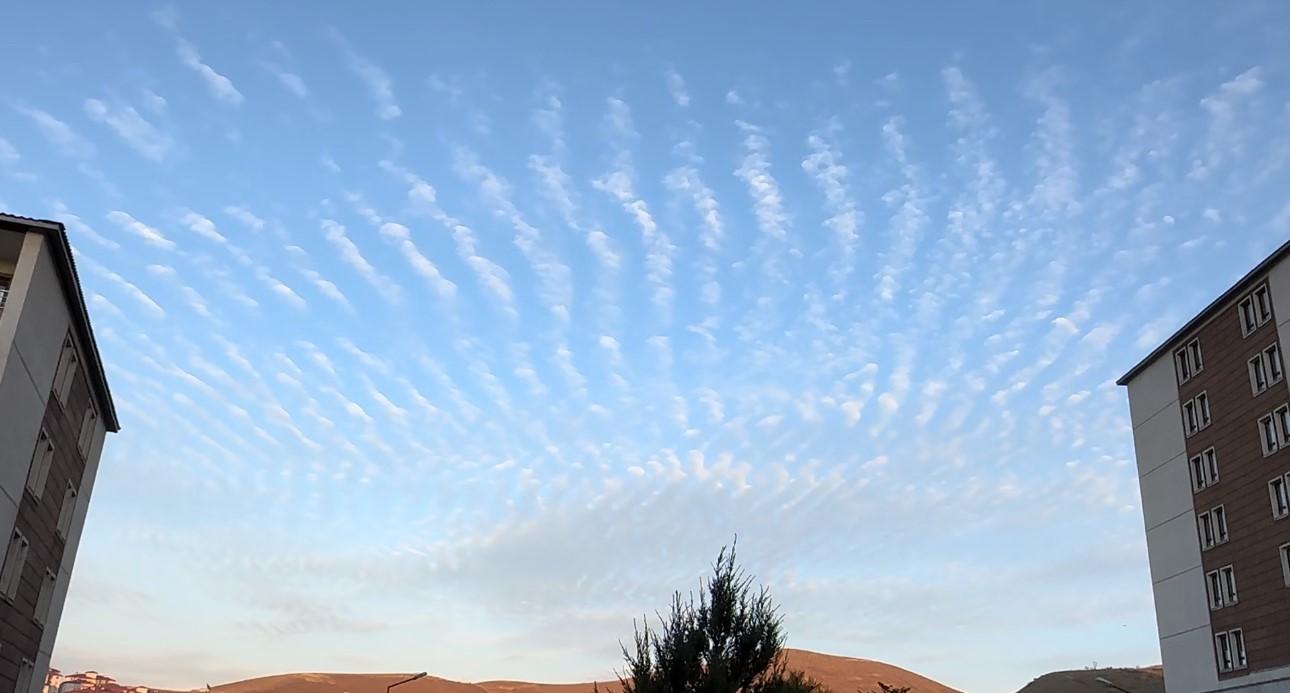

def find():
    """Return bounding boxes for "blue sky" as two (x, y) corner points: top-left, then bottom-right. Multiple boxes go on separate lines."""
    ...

(3, 2), (1290, 692)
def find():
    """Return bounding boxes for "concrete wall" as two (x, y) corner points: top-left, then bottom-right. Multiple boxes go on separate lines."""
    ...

(33, 420), (105, 693)
(1127, 356), (1221, 693)
(0, 233), (68, 547)
(0, 231), (104, 693)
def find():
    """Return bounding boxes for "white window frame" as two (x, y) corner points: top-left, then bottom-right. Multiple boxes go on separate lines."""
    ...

(1190, 448), (1219, 492)
(1260, 411), (1282, 456)
(1177, 338), (1203, 383)
(1266, 343), (1284, 384)
(1199, 506), (1229, 550)
(1241, 283), (1273, 337)
(1206, 569), (1225, 609)
(1184, 392), (1211, 436)
(53, 333), (79, 406)
(1216, 629), (1248, 672)
(0, 529), (29, 601)
(1241, 295), (1259, 336)
(78, 406), (98, 455)
(1280, 542), (1290, 587)
(25, 429), (55, 500)
(57, 483), (78, 539)
(1199, 511), (1216, 549)
(1251, 352), (1269, 393)
(1271, 475), (1290, 520)
(16, 659), (33, 693)
(34, 568), (56, 625)
(1220, 565), (1238, 606)
(1255, 284), (1273, 324)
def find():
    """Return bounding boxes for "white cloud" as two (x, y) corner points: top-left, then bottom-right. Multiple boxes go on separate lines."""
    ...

(596, 98), (676, 323)
(320, 219), (402, 304)
(223, 206), (265, 232)
(17, 106), (95, 159)
(453, 148), (572, 324)
(0, 137), (18, 165)
(803, 120), (861, 292)
(180, 212), (227, 244)
(379, 222), (457, 299)
(177, 40), (244, 106)
(83, 98), (175, 162)
(105, 211), (176, 250)
(384, 162), (517, 318)
(330, 30), (401, 119)
(665, 70), (690, 107)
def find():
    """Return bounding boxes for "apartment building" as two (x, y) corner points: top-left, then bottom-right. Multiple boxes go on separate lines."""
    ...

(0, 214), (119, 693)
(1119, 240), (1290, 693)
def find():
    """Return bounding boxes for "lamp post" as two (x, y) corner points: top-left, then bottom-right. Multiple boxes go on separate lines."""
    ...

(1096, 677), (1133, 693)
(388, 672), (428, 693)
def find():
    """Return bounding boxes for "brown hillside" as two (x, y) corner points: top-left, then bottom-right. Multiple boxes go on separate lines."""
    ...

(208, 673), (489, 693)
(1013, 666), (1163, 693)
(199, 649), (961, 693)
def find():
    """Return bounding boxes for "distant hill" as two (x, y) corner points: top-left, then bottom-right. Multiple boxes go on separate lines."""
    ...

(1013, 666), (1164, 693)
(198, 648), (961, 693)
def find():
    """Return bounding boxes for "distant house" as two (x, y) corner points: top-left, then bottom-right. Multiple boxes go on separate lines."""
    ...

(0, 214), (121, 693)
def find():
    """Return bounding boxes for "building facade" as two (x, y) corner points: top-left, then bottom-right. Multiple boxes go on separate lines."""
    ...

(1119, 241), (1290, 693)
(0, 214), (119, 693)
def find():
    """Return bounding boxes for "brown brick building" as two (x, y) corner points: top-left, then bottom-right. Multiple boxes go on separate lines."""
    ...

(0, 214), (119, 693)
(1119, 240), (1290, 693)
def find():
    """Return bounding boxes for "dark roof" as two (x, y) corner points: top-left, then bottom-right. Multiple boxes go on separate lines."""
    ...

(1117, 235), (1290, 387)
(0, 213), (120, 432)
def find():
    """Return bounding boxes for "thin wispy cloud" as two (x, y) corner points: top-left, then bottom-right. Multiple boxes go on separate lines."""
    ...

(327, 28), (401, 120)
(176, 40), (244, 106)
(17, 106), (96, 158)
(84, 99), (176, 161)
(105, 210), (176, 250)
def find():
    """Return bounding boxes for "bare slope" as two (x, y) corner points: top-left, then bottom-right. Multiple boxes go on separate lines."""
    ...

(201, 648), (961, 693)
(1013, 666), (1164, 693)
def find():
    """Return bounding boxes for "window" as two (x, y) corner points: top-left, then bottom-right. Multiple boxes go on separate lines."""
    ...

(1267, 344), (1284, 383)
(78, 406), (98, 455)
(0, 275), (9, 310)
(57, 484), (78, 539)
(16, 659), (33, 693)
(1281, 542), (1290, 587)
(1199, 505), (1229, 550)
(1183, 392), (1211, 436)
(1207, 569), (1225, 609)
(1272, 476), (1290, 520)
(1256, 284), (1273, 323)
(0, 530), (29, 601)
(25, 429), (55, 499)
(1191, 448), (1219, 492)
(1251, 353), (1269, 393)
(1176, 338), (1203, 383)
(1258, 406), (1290, 456)
(1205, 566), (1238, 609)
(34, 569), (55, 625)
(1216, 629), (1248, 673)
(1241, 283), (1273, 336)
(52, 333), (79, 405)
(1241, 295), (1259, 335)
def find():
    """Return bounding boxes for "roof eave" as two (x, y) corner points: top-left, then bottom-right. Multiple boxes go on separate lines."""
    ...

(0, 213), (120, 432)
(1116, 235), (1290, 387)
